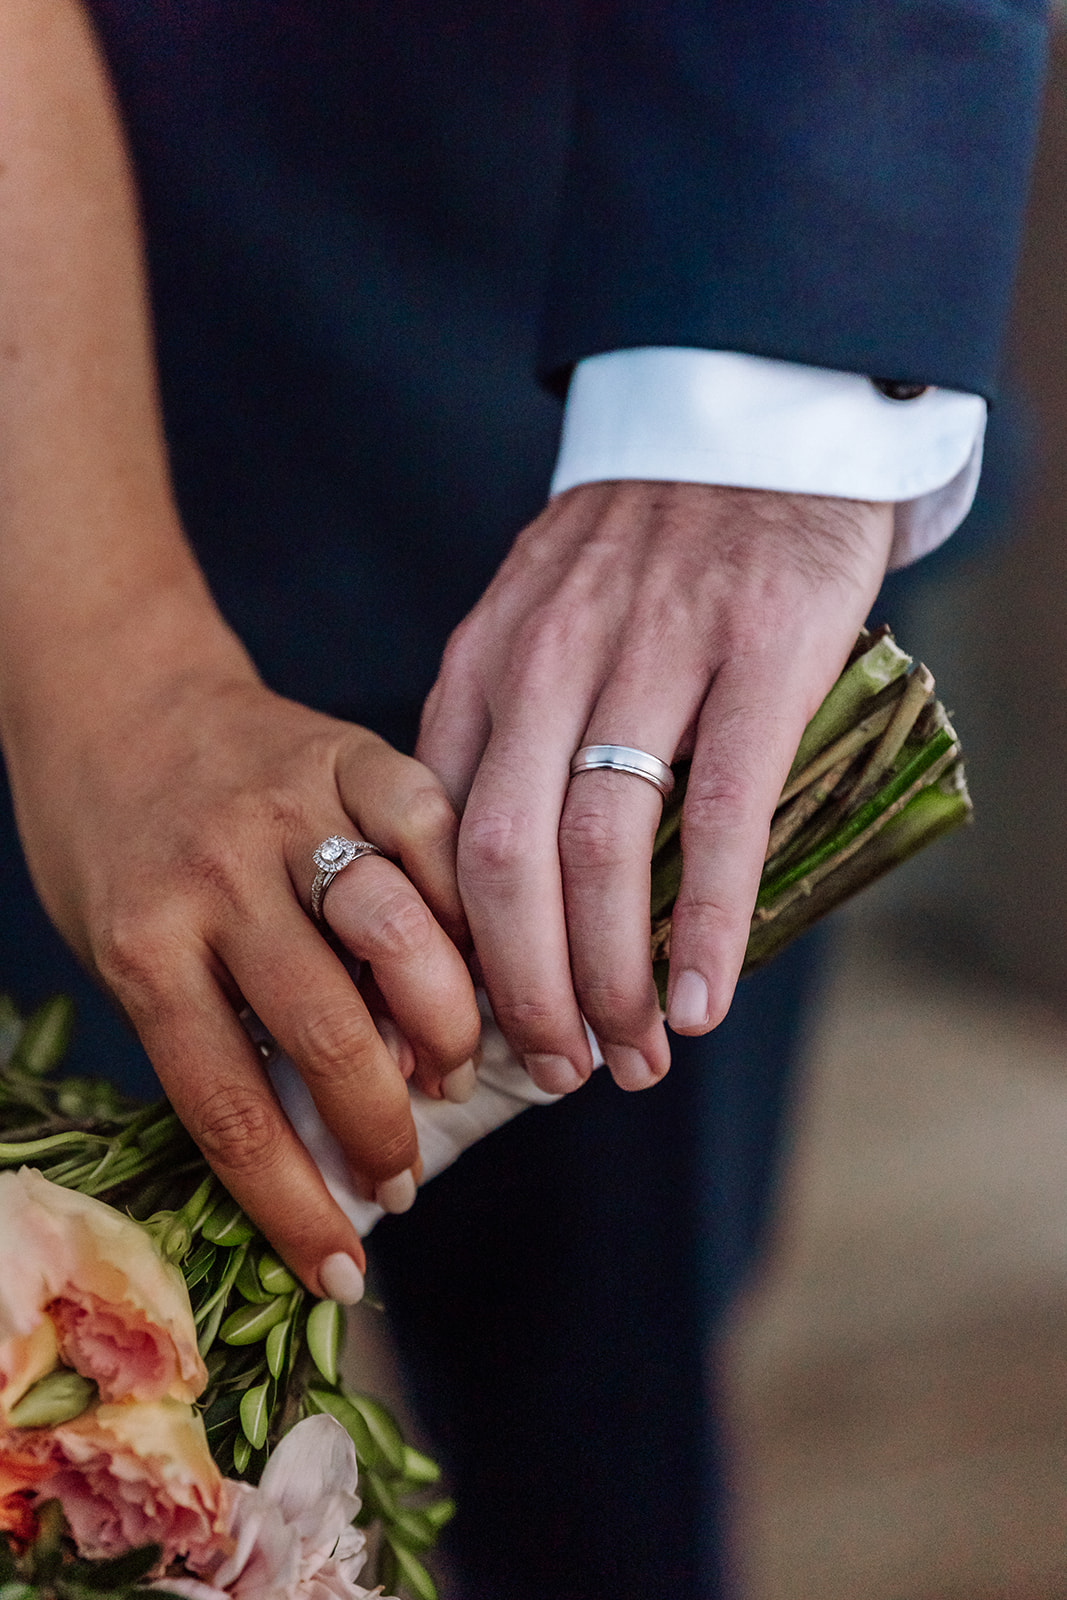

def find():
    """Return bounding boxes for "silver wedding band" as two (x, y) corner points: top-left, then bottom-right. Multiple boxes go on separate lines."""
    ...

(569, 744), (675, 799)
(310, 834), (384, 925)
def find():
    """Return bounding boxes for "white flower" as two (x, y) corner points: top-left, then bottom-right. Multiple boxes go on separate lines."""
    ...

(153, 1415), (394, 1600)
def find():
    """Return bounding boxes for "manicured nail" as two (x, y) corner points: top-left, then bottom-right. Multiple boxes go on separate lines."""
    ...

(668, 969), (710, 1033)
(523, 1053), (584, 1094)
(375, 1168), (418, 1214)
(602, 1044), (657, 1091)
(318, 1252), (365, 1305)
(441, 1059), (478, 1103)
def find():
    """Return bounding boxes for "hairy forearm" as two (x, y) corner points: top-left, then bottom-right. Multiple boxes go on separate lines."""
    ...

(0, 0), (250, 754)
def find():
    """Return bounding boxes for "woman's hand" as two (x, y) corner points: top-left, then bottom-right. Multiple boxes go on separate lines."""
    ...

(5, 633), (481, 1301)
(0, 1), (479, 1296)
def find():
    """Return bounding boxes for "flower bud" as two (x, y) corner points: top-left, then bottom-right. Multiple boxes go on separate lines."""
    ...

(142, 1210), (193, 1265)
(8, 1369), (97, 1429)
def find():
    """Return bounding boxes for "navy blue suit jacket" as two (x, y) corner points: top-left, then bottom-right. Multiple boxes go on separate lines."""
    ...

(81, 0), (1048, 729)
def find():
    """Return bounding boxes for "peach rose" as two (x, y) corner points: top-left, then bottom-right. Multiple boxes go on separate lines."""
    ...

(1, 1397), (225, 1568)
(0, 1168), (206, 1413)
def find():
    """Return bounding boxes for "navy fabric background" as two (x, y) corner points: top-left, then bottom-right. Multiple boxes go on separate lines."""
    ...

(0, 5), (1049, 1593)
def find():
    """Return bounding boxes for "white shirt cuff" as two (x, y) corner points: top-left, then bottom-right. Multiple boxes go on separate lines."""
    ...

(549, 347), (988, 571)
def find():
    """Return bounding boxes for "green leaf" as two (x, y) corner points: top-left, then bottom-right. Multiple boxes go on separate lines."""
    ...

(183, 1240), (218, 1292)
(400, 1445), (441, 1486)
(235, 1251), (273, 1305)
(342, 1390), (406, 1474)
(196, 1240), (249, 1357)
(422, 1498), (457, 1533)
(201, 1195), (257, 1247)
(11, 995), (74, 1077)
(9, 1370), (96, 1428)
(220, 1296), (287, 1346)
(360, 1469), (399, 1523)
(216, 1355), (268, 1399)
(306, 1298), (343, 1385)
(239, 1379), (272, 1450)
(54, 1076), (127, 1122)
(0, 1584), (36, 1600)
(305, 1388), (376, 1464)
(383, 1536), (438, 1600)
(202, 1389), (242, 1441)
(258, 1253), (298, 1296)
(232, 1433), (252, 1475)
(75, 1542), (162, 1589)
(387, 1507), (439, 1554)
(265, 1318), (289, 1379)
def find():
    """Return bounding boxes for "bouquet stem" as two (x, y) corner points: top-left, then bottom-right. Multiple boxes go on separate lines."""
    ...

(650, 627), (972, 999)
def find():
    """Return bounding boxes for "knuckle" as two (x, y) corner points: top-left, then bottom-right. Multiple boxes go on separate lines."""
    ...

(559, 800), (629, 873)
(297, 1003), (374, 1082)
(509, 604), (590, 692)
(578, 979), (651, 1033)
(493, 994), (557, 1036)
(682, 776), (752, 835)
(460, 807), (536, 883)
(674, 890), (735, 926)
(401, 783), (457, 846)
(361, 889), (435, 961)
(91, 912), (183, 1008)
(194, 1084), (282, 1174)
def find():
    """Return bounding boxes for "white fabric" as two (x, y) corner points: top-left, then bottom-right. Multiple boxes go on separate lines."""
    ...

(268, 995), (605, 1238)
(550, 347), (988, 570)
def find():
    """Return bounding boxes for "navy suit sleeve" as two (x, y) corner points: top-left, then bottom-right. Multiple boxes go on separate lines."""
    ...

(539, 0), (1050, 400)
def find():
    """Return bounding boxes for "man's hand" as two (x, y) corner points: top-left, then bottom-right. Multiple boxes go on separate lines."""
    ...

(418, 481), (894, 1093)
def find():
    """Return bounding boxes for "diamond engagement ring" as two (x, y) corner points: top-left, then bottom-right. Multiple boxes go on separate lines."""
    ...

(569, 744), (676, 799)
(310, 835), (384, 924)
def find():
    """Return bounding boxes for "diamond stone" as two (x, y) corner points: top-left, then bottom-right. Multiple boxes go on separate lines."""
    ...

(320, 838), (345, 862)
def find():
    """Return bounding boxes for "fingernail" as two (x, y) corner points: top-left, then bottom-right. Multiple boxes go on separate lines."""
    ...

(523, 1053), (584, 1094)
(318, 1252), (365, 1305)
(602, 1044), (657, 1091)
(375, 1168), (418, 1214)
(441, 1059), (478, 1103)
(668, 969), (710, 1033)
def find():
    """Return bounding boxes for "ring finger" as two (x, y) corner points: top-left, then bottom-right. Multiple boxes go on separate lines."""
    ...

(560, 701), (702, 1089)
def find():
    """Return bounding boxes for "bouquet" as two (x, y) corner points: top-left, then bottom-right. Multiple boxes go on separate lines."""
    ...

(0, 627), (969, 1598)
(0, 1007), (451, 1600)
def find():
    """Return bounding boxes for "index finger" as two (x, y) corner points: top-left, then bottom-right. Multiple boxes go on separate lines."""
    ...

(126, 952), (368, 1301)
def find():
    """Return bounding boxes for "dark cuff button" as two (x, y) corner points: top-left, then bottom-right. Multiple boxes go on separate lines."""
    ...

(871, 379), (930, 401)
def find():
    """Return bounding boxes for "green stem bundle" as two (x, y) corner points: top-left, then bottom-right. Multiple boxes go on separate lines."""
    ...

(650, 626), (972, 1000)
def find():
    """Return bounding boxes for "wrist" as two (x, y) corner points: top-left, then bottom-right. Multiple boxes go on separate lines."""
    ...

(0, 562), (258, 768)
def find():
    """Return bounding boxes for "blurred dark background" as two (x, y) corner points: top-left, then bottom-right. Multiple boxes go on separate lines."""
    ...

(720, 21), (1067, 1598)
